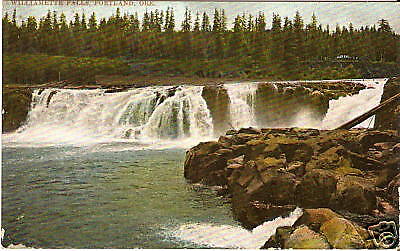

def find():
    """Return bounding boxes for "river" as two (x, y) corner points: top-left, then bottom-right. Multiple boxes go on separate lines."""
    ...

(1, 79), (386, 248)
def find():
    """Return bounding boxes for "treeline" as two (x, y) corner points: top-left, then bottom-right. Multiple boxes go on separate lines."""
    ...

(3, 54), (129, 83)
(3, 8), (399, 63)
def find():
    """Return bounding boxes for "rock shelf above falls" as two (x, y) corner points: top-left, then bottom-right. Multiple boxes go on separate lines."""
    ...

(183, 127), (400, 249)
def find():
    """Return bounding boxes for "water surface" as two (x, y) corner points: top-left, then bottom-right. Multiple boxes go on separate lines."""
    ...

(2, 146), (241, 248)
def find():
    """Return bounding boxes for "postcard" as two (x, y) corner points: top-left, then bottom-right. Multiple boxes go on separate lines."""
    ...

(2, 0), (399, 249)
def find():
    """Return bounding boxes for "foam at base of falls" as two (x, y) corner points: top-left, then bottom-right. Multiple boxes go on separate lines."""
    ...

(171, 208), (302, 249)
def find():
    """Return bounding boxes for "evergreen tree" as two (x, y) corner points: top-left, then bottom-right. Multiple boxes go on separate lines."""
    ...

(181, 7), (192, 32)
(271, 13), (282, 32)
(201, 12), (211, 32)
(193, 12), (200, 32)
(88, 12), (97, 31)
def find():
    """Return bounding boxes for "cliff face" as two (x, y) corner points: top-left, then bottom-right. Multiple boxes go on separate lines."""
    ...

(184, 127), (400, 248)
(375, 77), (400, 133)
(2, 88), (32, 133)
(201, 85), (231, 136)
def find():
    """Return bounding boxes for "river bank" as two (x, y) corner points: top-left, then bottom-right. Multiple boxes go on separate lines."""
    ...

(184, 127), (399, 248)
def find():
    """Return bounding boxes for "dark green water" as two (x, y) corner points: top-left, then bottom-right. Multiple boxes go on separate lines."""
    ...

(2, 146), (238, 248)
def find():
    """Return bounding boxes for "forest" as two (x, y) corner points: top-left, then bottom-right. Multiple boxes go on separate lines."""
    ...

(2, 8), (399, 83)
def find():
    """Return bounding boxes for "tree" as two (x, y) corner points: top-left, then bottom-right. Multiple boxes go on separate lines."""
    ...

(193, 12), (200, 32)
(378, 19), (391, 33)
(271, 13), (282, 32)
(181, 7), (192, 32)
(81, 13), (87, 31)
(201, 12), (211, 32)
(212, 8), (220, 32)
(88, 12), (97, 31)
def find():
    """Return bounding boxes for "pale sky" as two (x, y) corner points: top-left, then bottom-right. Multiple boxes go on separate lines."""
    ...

(2, 1), (400, 33)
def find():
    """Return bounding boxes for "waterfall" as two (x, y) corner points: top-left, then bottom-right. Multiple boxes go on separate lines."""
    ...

(322, 79), (388, 129)
(3, 86), (214, 147)
(3, 79), (388, 148)
(224, 83), (258, 129)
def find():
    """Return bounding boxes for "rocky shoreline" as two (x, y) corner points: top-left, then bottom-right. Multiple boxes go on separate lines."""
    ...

(184, 77), (400, 249)
(184, 127), (399, 248)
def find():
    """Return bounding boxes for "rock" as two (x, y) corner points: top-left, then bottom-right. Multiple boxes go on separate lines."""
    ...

(280, 142), (314, 163)
(218, 135), (234, 146)
(184, 142), (227, 185)
(293, 208), (342, 231)
(245, 139), (268, 160)
(375, 167), (397, 188)
(286, 161), (306, 176)
(184, 127), (399, 242)
(238, 127), (261, 135)
(334, 157), (365, 176)
(332, 176), (377, 214)
(232, 133), (261, 145)
(232, 199), (296, 229)
(285, 226), (330, 249)
(320, 217), (367, 248)
(2, 88), (33, 133)
(262, 226), (293, 249)
(202, 85), (231, 136)
(358, 131), (399, 152)
(265, 208), (374, 249)
(256, 169), (296, 204)
(226, 129), (237, 135)
(305, 146), (343, 171)
(230, 144), (248, 156)
(295, 169), (338, 208)
(227, 155), (245, 165)
(215, 148), (234, 160)
(387, 173), (400, 207)
(255, 157), (285, 172)
(375, 77), (400, 133)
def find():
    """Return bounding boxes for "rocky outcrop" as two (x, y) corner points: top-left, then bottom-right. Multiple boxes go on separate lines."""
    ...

(375, 77), (400, 133)
(254, 84), (329, 128)
(184, 128), (400, 236)
(2, 88), (32, 133)
(263, 208), (375, 249)
(201, 85), (231, 136)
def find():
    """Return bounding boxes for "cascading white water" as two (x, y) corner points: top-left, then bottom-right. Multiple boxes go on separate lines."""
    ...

(322, 78), (388, 129)
(3, 86), (214, 148)
(224, 83), (258, 129)
(3, 79), (388, 148)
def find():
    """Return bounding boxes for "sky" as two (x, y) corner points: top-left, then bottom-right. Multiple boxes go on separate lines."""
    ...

(2, 1), (400, 33)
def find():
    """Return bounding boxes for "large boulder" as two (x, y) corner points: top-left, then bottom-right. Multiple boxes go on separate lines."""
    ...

(320, 217), (367, 249)
(228, 159), (297, 228)
(184, 141), (227, 185)
(295, 169), (338, 208)
(293, 208), (342, 231)
(263, 208), (374, 249)
(332, 176), (377, 214)
(285, 226), (330, 249)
